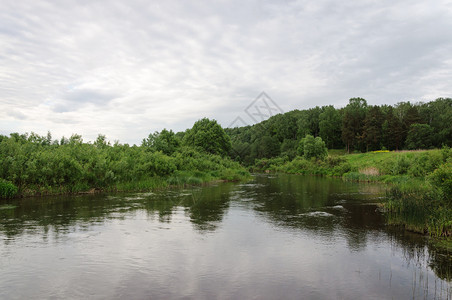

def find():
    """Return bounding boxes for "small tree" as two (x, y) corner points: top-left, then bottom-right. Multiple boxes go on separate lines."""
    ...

(298, 134), (328, 160)
(183, 118), (231, 156)
(94, 134), (110, 149)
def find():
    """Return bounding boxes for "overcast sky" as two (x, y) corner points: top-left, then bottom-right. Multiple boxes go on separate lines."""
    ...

(1, 0), (451, 144)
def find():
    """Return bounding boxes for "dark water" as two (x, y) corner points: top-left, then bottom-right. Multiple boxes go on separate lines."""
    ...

(0, 174), (451, 299)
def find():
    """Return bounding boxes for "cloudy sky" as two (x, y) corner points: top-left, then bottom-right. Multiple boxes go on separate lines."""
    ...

(1, 0), (451, 144)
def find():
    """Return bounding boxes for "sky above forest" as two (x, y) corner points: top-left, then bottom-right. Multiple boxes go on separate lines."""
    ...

(1, 0), (452, 144)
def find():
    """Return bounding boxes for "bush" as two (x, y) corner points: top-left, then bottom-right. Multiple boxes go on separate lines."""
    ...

(392, 155), (410, 175)
(0, 131), (250, 195)
(0, 179), (18, 198)
(326, 155), (346, 167)
(298, 135), (328, 161)
(429, 162), (452, 202)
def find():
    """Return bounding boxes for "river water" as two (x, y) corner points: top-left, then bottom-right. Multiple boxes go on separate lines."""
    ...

(0, 174), (451, 299)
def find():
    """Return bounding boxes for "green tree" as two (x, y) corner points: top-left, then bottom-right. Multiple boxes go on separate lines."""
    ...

(142, 129), (180, 155)
(183, 118), (231, 156)
(297, 107), (322, 138)
(404, 104), (422, 128)
(252, 134), (280, 159)
(381, 106), (404, 150)
(94, 134), (110, 149)
(298, 134), (328, 160)
(267, 113), (297, 142)
(341, 98), (368, 153)
(280, 139), (298, 160)
(394, 102), (421, 147)
(363, 106), (384, 151)
(419, 98), (452, 147)
(405, 123), (434, 149)
(319, 105), (342, 149)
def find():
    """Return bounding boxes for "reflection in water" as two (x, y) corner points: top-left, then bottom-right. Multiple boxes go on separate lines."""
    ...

(0, 174), (451, 299)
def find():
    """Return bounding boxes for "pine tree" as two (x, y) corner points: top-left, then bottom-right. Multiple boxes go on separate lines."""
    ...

(363, 106), (384, 151)
(341, 98), (368, 153)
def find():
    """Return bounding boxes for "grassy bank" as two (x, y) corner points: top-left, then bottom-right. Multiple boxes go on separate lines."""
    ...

(254, 148), (452, 237)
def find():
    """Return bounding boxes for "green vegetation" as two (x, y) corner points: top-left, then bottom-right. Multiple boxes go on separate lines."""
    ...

(224, 97), (451, 238)
(183, 118), (231, 156)
(253, 148), (452, 237)
(1, 97), (451, 239)
(226, 97), (452, 164)
(0, 179), (18, 198)
(0, 119), (249, 197)
(298, 134), (328, 160)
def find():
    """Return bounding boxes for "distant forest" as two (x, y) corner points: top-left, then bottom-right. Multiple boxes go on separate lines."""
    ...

(225, 98), (452, 165)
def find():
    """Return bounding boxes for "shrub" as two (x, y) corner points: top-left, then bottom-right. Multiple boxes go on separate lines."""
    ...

(0, 179), (18, 198)
(326, 155), (346, 167)
(298, 135), (328, 161)
(392, 155), (410, 175)
(429, 162), (452, 202)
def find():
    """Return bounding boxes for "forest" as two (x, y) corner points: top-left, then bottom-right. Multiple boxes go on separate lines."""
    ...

(226, 97), (452, 165)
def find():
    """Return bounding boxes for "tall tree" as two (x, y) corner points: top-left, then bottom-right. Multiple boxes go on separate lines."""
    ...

(363, 106), (384, 151)
(341, 98), (368, 153)
(297, 107), (322, 139)
(319, 105), (342, 149)
(420, 98), (452, 147)
(405, 124), (434, 149)
(395, 102), (421, 147)
(381, 106), (404, 150)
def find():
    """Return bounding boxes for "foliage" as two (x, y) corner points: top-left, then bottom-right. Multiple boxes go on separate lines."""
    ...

(428, 161), (452, 201)
(341, 98), (368, 153)
(405, 123), (434, 150)
(280, 139), (298, 160)
(142, 129), (180, 155)
(298, 134), (328, 160)
(0, 128), (249, 197)
(319, 105), (342, 149)
(258, 148), (451, 236)
(183, 118), (231, 156)
(0, 179), (18, 198)
(226, 98), (452, 166)
(362, 106), (384, 151)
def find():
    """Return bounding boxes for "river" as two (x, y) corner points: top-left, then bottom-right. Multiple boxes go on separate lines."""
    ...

(0, 174), (451, 299)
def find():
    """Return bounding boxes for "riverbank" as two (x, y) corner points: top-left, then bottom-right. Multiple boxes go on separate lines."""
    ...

(0, 134), (250, 199)
(253, 148), (452, 237)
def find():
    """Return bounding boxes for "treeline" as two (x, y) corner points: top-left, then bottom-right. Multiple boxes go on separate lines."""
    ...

(226, 98), (452, 165)
(0, 118), (248, 198)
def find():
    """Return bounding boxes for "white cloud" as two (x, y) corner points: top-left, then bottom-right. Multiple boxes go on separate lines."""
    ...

(1, 0), (451, 144)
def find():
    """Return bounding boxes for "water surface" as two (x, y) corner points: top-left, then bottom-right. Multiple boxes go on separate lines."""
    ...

(1, 175), (451, 299)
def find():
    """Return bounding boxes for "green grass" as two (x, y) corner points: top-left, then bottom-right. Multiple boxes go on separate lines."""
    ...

(256, 148), (452, 237)
(327, 149), (348, 156)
